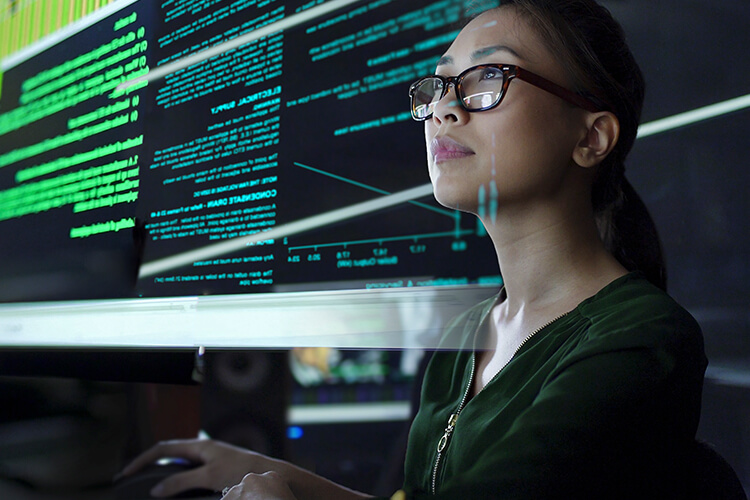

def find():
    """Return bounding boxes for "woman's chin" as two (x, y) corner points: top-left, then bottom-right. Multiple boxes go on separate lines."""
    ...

(431, 186), (478, 213)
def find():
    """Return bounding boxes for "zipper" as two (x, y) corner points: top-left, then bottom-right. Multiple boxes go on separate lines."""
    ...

(429, 311), (570, 494)
(431, 356), (474, 495)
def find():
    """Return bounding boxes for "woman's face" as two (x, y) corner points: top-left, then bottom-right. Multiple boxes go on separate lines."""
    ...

(425, 7), (588, 217)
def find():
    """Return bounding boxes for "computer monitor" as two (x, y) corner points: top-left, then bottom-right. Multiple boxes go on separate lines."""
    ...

(0, 0), (502, 350)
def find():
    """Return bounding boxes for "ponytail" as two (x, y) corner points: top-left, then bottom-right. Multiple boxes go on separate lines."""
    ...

(597, 178), (667, 291)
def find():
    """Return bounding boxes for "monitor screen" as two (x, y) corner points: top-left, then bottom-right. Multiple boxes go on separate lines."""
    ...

(0, 0), (502, 348)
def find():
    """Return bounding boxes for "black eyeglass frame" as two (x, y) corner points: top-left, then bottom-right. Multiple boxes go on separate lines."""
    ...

(408, 63), (606, 121)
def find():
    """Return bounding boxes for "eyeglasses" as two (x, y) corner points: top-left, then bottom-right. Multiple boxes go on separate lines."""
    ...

(408, 63), (605, 121)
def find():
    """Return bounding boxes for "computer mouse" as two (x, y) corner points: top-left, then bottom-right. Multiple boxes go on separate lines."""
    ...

(113, 459), (221, 499)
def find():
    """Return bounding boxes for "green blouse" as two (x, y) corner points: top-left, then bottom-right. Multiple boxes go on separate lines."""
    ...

(401, 273), (707, 499)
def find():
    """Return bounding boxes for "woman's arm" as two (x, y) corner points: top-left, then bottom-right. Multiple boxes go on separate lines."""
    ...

(119, 438), (374, 500)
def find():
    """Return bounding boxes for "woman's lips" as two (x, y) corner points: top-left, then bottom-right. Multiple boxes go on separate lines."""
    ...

(430, 136), (475, 163)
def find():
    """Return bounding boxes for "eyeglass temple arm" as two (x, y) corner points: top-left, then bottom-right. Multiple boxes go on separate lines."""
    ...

(515, 67), (605, 113)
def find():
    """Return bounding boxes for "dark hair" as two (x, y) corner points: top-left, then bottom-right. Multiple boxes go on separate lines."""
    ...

(489, 0), (667, 290)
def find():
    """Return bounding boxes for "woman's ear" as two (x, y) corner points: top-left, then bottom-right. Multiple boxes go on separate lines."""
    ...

(572, 112), (620, 168)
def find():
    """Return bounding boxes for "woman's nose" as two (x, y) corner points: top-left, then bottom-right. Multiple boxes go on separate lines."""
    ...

(432, 85), (468, 125)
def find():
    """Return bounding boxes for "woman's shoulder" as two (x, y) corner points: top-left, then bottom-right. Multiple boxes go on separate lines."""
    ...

(575, 272), (704, 351)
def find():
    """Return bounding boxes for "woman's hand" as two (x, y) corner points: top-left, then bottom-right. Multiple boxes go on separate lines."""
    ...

(119, 438), (274, 497)
(119, 437), (373, 500)
(223, 471), (297, 500)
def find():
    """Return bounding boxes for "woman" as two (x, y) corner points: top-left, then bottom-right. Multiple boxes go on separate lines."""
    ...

(120, 1), (706, 498)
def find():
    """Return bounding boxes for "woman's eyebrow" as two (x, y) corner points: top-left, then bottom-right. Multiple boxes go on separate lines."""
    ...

(436, 55), (453, 66)
(436, 45), (524, 67)
(471, 45), (523, 61)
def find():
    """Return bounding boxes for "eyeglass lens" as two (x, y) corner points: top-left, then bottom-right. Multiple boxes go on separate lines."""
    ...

(411, 66), (506, 119)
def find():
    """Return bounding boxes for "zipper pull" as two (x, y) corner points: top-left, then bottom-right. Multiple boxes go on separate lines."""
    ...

(437, 413), (459, 452)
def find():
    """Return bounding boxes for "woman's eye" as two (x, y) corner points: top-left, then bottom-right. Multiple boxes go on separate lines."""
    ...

(480, 68), (503, 80)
